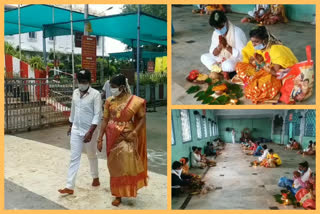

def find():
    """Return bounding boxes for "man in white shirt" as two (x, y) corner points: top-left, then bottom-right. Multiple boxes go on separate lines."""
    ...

(58, 69), (102, 195)
(102, 80), (112, 99)
(201, 11), (247, 80)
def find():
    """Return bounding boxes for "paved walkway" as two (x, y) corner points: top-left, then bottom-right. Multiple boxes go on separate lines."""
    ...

(5, 135), (167, 210)
(174, 143), (315, 210)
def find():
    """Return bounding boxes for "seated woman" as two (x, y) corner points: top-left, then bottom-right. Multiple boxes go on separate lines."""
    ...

(295, 173), (316, 210)
(172, 161), (192, 197)
(261, 4), (288, 25)
(261, 149), (282, 168)
(244, 141), (257, 153)
(198, 147), (216, 167)
(205, 4), (226, 15)
(235, 26), (298, 104)
(251, 145), (269, 166)
(191, 147), (206, 169)
(278, 161), (312, 195)
(298, 141), (315, 156)
(253, 142), (263, 156)
(241, 4), (269, 23)
(291, 139), (301, 150)
(204, 142), (216, 156)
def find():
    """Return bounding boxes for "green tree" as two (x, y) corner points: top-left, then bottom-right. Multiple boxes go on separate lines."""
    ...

(122, 5), (167, 20)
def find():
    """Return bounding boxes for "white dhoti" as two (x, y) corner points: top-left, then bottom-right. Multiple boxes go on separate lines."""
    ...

(200, 53), (238, 72)
(66, 131), (99, 189)
(231, 135), (235, 144)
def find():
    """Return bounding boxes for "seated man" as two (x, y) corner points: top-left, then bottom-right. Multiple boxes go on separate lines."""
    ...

(172, 161), (192, 197)
(286, 138), (294, 150)
(204, 142), (214, 156)
(191, 146), (206, 169)
(201, 11), (247, 80)
(198, 147), (216, 167)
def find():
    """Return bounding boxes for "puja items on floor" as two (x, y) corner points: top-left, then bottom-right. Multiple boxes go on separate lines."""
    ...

(186, 75), (243, 104)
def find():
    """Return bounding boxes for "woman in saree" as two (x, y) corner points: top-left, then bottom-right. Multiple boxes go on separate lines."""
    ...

(97, 74), (147, 207)
(235, 26), (298, 104)
(260, 149), (282, 168)
(261, 4), (288, 25)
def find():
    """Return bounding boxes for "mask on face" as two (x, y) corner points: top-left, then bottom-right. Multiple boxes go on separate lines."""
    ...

(216, 24), (227, 35)
(110, 87), (122, 97)
(254, 43), (266, 50)
(78, 84), (89, 92)
(175, 169), (182, 177)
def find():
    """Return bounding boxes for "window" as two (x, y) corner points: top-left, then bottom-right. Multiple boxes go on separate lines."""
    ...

(180, 110), (192, 142)
(28, 32), (36, 39)
(195, 114), (202, 139)
(96, 36), (100, 46)
(202, 117), (208, 138)
(208, 121), (212, 137)
(171, 118), (175, 145)
(211, 122), (216, 136)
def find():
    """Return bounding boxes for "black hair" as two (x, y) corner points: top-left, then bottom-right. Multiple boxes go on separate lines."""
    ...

(299, 161), (309, 169)
(110, 74), (126, 87)
(269, 149), (274, 154)
(290, 138), (293, 141)
(77, 69), (91, 82)
(192, 146), (197, 152)
(197, 147), (202, 151)
(172, 161), (182, 170)
(209, 10), (227, 28)
(257, 142), (261, 145)
(249, 26), (268, 41)
(183, 157), (189, 163)
(309, 140), (313, 144)
(262, 145), (267, 150)
(207, 142), (210, 145)
(304, 79), (310, 83)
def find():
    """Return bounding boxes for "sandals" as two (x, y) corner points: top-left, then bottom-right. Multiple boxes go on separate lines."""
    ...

(112, 197), (122, 207)
(58, 188), (74, 195)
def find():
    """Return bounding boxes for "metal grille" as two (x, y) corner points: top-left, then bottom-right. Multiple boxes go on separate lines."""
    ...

(305, 110), (316, 137)
(5, 78), (73, 133)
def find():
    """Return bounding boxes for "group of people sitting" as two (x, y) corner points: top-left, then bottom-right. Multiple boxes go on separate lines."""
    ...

(278, 161), (316, 209)
(241, 139), (282, 168)
(172, 139), (226, 197)
(241, 4), (288, 25)
(201, 10), (304, 104)
(285, 138), (316, 156)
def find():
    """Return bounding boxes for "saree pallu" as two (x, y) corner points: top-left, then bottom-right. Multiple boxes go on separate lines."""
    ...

(240, 65), (281, 104)
(105, 95), (147, 197)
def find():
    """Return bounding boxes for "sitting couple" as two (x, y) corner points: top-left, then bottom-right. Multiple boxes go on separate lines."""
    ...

(252, 148), (282, 168)
(278, 161), (315, 209)
(201, 11), (298, 104)
(286, 138), (301, 150)
(191, 146), (216, 169)
(297, 140), (316, 156)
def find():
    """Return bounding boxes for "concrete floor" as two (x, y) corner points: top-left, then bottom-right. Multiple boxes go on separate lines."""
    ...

(5, 135), (167, 210)
(172, 143), (315, 210)
(172, 5), (316, 105)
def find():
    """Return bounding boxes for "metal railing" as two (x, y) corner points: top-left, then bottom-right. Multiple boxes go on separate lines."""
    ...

(4, 78), (73, 133)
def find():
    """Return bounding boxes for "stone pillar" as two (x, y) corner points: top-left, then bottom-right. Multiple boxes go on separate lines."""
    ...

(299, 110), (307, 148)
(281, 110), (288, 145)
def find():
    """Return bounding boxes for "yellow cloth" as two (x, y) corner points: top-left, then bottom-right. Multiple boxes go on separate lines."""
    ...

(267, 153), (282, 165)
(241, 41), (298, 68)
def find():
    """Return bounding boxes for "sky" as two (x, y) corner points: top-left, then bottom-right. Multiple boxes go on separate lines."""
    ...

(8, 4), (127, 53)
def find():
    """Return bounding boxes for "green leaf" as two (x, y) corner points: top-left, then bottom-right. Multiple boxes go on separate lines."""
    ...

(202, 96), (214, 104)
(210, 100), (220, 105)
(186, 85), (200, 94)
(216, 95), (230, 104)
(205, 78), (212, 84)
(197, 92), (207, 101)
(194, 91), (205, 98)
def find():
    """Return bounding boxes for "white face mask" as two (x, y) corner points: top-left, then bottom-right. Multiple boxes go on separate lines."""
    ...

(78, 84), (89, 92)
(110, 87), (122, 97)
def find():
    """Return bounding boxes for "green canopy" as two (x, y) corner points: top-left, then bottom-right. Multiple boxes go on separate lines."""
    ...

(43, 13), (167, 46)
(5, 4), (167, 46)
(5, 4), (97, 35)
(109, 51), (166, 60)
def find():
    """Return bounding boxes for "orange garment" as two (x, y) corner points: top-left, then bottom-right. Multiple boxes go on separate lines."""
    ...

(104, 95), (147, 197)
(206, 4), (225, 12)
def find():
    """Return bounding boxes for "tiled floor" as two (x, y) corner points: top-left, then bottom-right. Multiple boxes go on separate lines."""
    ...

(172, 143), (315, 210)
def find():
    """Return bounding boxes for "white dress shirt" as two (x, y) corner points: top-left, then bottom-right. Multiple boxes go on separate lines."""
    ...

(69, 87), (102, 136)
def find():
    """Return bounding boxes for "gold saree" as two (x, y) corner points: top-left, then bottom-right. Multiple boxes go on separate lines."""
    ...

(104, 95), (148, 197)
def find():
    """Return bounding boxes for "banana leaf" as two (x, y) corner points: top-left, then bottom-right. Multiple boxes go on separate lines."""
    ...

(186, 85), (200, 94)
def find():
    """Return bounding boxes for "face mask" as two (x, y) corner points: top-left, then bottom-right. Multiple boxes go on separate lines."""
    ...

(254, 43), (266, 50)
(298, 170), (304, 174)
(215, 24), (227, 35)
(110, 87), (122, 97)
(78, 84), (89, 92)
(175, 169), (182, 177)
